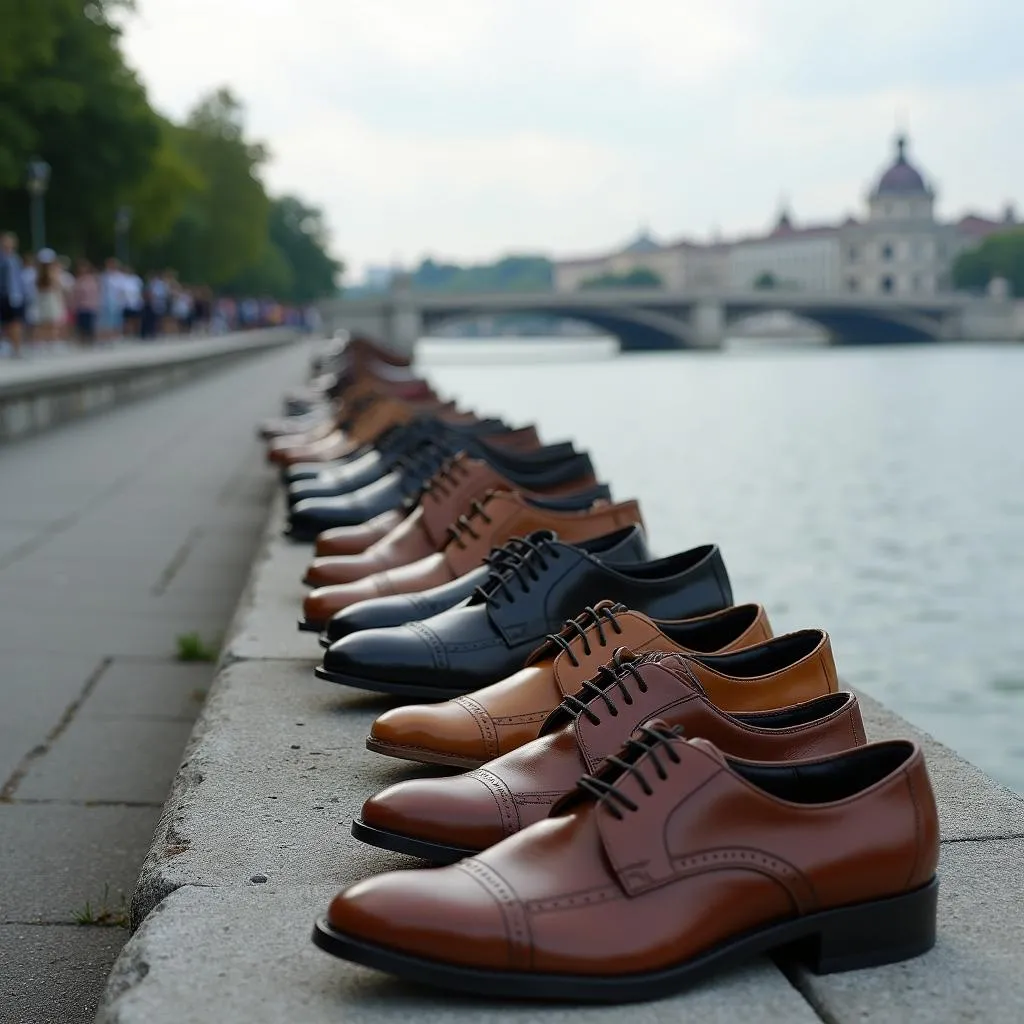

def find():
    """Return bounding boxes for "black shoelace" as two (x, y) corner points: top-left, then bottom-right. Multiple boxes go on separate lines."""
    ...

(576, 723), (684, 820)
(420, 454), (472, 503)
(391, 440), (456, 498)
(445, 498), (494, 549)
(544, 604), (625, 667)
(474, 533), (561, 607)
(557, 649), (646, 725)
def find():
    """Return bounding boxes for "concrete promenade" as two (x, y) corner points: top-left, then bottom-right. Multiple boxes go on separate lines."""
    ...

(0, 330), (295, 441)
(94, 508), (1024, 1020)
(0, 339), (315, 1022)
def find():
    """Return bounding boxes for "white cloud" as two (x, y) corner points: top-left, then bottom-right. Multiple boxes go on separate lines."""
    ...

(121, 0), (1024, 272)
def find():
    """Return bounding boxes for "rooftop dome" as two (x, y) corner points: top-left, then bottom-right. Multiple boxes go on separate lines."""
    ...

(622, 227), (661, 254)
(873, 134), (931, 197)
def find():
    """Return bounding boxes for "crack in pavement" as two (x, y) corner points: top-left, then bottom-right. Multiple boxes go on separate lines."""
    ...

(0, 657), (113, 801)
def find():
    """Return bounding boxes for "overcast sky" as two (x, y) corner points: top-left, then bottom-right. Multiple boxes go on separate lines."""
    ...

(122, 0), (1023, 279)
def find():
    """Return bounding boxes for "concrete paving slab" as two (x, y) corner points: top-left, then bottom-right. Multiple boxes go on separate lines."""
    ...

(80, 659), (212, 722)
(0, 653), (104, 786)
(856, 689), (1024, 840)
(0, 923), (128, 1024)
(226, 504), (323, 663)
(133, 658), (417, 920)
(0, 804), (159, 922)
(97, 884), (820, 1024)
(793, 838), (1024, 1023)
(17, 716), (195, 805)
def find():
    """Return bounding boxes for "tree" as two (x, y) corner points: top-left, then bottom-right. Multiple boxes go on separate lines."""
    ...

(953, 230), (1024, 297)
(411, 254), (552, 293)
(265, 196), (342, 301)
(139, 89), (270, 285)
(579, 266), (663, 289)
(0, 0), (160, 256)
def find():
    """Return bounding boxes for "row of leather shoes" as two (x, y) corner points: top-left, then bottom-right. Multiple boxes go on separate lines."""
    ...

(260, 332), (940, 1004)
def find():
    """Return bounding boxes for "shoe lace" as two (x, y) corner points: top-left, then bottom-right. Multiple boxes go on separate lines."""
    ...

(576, 723), (685, 820)
(420, 453), (471, 503)
(474, 532), (561, 607)
(444, 497), (494, 549)
(544, 604), (626, 667)
(391, 439), (455, 497)
(557, 648), (647, 725)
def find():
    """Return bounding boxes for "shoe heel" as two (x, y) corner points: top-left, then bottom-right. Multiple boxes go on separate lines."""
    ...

(800, 877), (938, 974)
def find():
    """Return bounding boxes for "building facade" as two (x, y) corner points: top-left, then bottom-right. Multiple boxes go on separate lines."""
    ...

(553, 135), (1015, 297)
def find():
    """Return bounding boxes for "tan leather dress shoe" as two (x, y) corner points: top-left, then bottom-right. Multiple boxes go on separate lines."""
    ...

(366, 601), (777, 768)
(315, 728), (939, 1001)
(301, 494), (643, 623)
(356, 651), (863, 862)
(305, 453), (600, 584)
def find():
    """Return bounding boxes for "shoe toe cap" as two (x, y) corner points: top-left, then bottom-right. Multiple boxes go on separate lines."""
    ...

(322, 626), (436, 685)
(361, 775), (505, 850)
(371, 700), (494, 763)
(303, 579), (382, 626)
(326, 866), (512, 968)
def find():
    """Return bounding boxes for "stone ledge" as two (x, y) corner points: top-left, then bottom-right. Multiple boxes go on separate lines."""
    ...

(100, 491), (1024, 1021)
(98, 884), (821, 1024)
(0, 330), (296, 441)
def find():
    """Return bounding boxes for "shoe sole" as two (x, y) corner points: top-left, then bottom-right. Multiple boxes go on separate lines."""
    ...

(351, 818), (476, 864)
(364, 737), (485, 770)
(313, 664), (466, 700)
(312, 877), (937, 1002)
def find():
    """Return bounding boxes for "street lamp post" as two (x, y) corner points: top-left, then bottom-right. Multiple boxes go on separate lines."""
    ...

(26, 159), (51, 253)
(115, 205), (133, 264)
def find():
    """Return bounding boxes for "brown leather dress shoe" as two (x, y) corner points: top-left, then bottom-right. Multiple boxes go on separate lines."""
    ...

(314, 729), (939, 1001)
(305, 453), (601, 582)
(312, 510), (407, 559)
(301, 494), (644, 624)
(366, 600), (777, 768)
(355, 651), (863, 863)
(310, 449), (585, 559)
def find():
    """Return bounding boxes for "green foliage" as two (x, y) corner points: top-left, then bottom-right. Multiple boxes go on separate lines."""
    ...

(579, 266), (663, 289)
(953, 230), (1024, 297)
(0, 0), (159, 254)
(73, 883), (130, 928)
(0, 6), (340, 301)
(176, 632), (218, 663)
(266, 197), (343, 301)
(411, 255), (552, 293)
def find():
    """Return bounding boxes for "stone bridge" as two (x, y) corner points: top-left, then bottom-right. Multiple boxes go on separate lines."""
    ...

(319, 285), (1017, 353)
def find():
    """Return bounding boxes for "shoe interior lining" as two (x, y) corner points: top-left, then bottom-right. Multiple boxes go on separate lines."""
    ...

(734, 692), (850, 728)
(693, 630), (823, 677)
(733, 741), (913, 803)
(659, 604), (759, 653)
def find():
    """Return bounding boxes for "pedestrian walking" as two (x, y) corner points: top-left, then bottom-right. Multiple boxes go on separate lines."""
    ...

(0, 232), (27, 357)
(35, 248), (66, 345)
(72, 259), (100, 345)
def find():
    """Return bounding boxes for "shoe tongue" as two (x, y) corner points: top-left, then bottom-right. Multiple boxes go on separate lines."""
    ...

(686, 736), (731, 767)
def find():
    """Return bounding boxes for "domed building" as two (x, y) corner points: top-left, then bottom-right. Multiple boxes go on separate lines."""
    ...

(838, 134), (962, 295)
(553, 134), (1014, 296)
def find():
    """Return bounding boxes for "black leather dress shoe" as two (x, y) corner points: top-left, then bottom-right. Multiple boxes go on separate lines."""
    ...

(317, 521), (644, 645)
(285, 418), (514, 494)
(287, 442), (591, 542)
(314, 530), (732, 698)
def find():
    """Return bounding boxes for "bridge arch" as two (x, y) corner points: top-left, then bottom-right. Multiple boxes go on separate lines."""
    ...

(420, 303), (698, 352)
(723, 300), (944, 345)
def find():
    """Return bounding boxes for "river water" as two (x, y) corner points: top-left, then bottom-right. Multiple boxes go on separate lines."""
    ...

(418, 337), (1024, 793)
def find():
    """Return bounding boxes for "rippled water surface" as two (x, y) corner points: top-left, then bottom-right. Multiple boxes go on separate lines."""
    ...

(419, 338), (1024, 792)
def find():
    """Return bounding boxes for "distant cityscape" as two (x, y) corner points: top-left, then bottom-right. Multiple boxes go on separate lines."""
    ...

(354, 134), (1017, 303)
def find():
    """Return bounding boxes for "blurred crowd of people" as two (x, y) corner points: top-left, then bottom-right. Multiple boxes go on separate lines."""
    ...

(0, 231), (317, 359)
